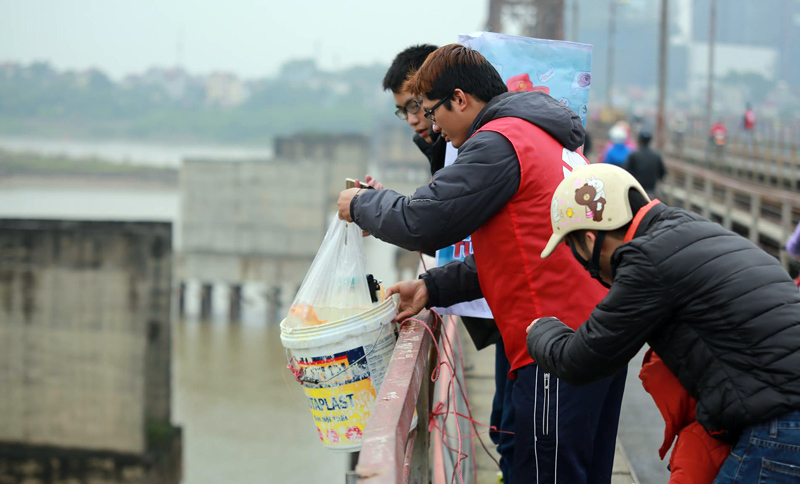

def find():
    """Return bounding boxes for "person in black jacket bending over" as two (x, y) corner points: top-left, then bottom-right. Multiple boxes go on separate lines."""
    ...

(528, 163), (800, 483)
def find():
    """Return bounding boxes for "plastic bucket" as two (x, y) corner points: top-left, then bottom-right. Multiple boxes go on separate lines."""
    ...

(280, 298), (397, 451)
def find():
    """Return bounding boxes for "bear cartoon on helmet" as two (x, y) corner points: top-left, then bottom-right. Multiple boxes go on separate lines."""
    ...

(541, 164), (650, 259)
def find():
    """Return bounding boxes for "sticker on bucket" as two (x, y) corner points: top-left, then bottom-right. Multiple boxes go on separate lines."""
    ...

(296, 329), (396, 449)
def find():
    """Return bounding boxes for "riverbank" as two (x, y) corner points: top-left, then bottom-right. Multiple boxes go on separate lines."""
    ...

(0, 174), (177, 190)
(0, 135), (276, 168)
(0, 148), (178, 186)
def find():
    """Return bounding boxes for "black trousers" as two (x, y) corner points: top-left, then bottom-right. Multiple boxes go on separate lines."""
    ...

(512, 364), (627, 484)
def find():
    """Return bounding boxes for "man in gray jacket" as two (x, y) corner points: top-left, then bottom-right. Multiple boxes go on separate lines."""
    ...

(378, 44), (513, 481)
(338, 44), (623, 484)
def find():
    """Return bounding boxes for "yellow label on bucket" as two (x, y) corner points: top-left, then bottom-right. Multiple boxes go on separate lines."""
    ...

(293, 326), (396, 450)
(304, 379), (375, 446)
(297, 345), (378, 448)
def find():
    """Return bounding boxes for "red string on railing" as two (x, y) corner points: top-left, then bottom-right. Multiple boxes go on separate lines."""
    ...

(400, 313), (466, 484)
(401, 310), (511, 484)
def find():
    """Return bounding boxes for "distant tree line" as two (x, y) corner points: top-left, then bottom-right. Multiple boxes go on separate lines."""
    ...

(0, 148), (178, 184)
(0, 60), (393, 144)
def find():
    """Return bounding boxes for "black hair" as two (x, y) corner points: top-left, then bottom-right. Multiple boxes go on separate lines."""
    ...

(382, 44), (438, 93)
(638, 128), (653, 147)
(407, 44), (508, 108)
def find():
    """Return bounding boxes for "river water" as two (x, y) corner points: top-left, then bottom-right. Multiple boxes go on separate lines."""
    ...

(0, 181), (348, 484)
(175, 292), (348, 484)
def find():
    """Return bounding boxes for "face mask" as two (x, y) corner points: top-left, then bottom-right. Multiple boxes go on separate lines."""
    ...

(569, 232), (610, 288)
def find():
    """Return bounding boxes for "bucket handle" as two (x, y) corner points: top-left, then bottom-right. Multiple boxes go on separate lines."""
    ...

(285, 323), (392, 386)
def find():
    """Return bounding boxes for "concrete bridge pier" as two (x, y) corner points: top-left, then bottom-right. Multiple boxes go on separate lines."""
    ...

(200, 283), (213, 320)
(0, 219), (181, 484)
(177, 281), (186, 317)
(266, 285), (282, 324)
(228, 284), (242, 322)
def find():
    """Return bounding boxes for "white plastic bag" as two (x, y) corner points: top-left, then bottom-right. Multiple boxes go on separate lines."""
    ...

(284, 215), (374, 328)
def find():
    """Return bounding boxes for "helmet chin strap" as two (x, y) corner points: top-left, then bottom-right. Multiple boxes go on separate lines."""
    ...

(590, 231), (607, 283)
(570, 231), (610, 288)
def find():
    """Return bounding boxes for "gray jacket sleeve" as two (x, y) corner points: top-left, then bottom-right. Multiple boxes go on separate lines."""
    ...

(526, 247), (670, 385)
(350, 131), (520, 253)
(421, 255), (483, 308)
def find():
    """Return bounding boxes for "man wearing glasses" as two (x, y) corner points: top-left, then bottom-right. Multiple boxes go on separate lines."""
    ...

(379, 44), (514, 483)
(338, 44), (623, 484)
(382, 44), (447, 176)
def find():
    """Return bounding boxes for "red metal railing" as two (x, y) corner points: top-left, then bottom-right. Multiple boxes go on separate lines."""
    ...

(346, 310), (439, 484)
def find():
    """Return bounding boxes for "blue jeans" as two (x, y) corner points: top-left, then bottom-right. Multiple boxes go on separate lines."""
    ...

(714, 410), (800, 483)
(489, 340), (516, 483)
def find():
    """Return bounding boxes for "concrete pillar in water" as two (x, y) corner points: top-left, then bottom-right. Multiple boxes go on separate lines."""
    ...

(178, 281), (186, 317)
(266, 285), (282, 324)
(200, 283), (213, 320)
(229, 284), (242, 322)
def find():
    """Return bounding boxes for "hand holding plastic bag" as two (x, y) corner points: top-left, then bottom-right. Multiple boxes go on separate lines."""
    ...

(284, 215), (373, 328)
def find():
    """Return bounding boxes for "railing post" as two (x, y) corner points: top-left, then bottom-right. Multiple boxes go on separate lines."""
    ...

(683, 170), (694, 210)
(781, 201), (792, 271)
(778, 153), (786, 190)
(703, 177), (713, 219)
(749, 193), (761, 244)
(737, 148), (745, 179)
(723, 187), (734, 230)
(352, 311), (437, 484)
(792, 141), (800, 191)
(405, 369), (430, 483)
(663, 172), (675, 206)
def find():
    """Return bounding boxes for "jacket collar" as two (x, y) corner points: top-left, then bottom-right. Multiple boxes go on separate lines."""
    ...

(624, 199), (663, 242)
(610, 202), (667, 276)
(466, 92), (517, 138)
(464, 91), (586, 151)
(629, 201), (667, 240)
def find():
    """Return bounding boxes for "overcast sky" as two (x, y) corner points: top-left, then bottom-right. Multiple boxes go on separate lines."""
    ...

(0, 0), (488, 79)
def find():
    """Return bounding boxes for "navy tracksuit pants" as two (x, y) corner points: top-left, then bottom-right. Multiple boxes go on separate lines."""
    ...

(511, 364), (627, 484)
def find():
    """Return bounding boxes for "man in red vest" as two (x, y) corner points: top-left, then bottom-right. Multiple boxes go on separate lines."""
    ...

(337, 44), (624, 484)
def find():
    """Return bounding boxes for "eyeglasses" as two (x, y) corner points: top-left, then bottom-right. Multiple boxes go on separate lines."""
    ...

(394, 98), (423, 120)
(424, 96), (451, 124)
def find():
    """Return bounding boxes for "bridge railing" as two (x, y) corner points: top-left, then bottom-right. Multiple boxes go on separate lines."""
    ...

(346, 310), (440, 484)
(588, 118), (800, 189)
(587, 119), (800, 275)
(678, 119), (800, 160)
(661, 157), (800, 272)
(671, 126), (800, 189)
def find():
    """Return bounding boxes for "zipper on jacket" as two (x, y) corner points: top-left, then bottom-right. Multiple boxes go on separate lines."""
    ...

(543, 373), (551, 435)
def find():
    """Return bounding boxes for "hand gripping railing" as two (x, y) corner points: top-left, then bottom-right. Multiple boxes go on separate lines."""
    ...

(346, 310), (439, 484)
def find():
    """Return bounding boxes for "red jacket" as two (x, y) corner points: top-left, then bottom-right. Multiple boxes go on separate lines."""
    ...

(471, 117), (608, 375)
(639, 349), (731, 484)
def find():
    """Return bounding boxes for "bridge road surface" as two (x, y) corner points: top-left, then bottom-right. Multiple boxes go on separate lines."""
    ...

(617, 347), (671, 484)
(460, 323), (646, 484)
